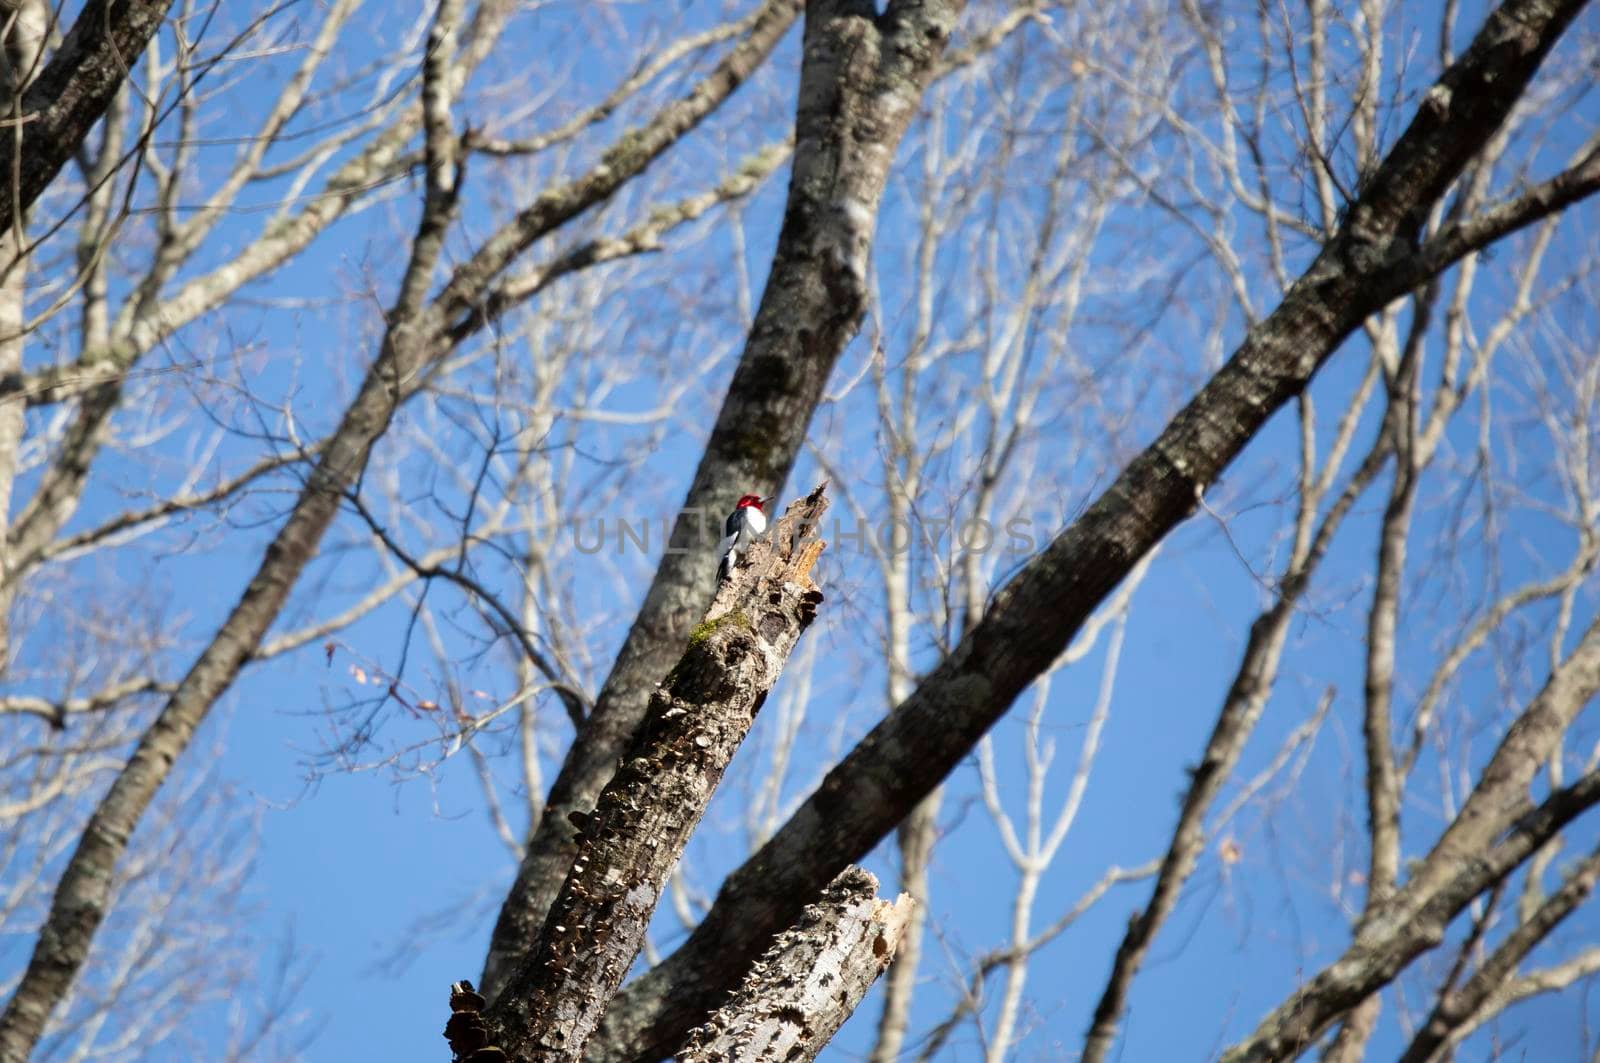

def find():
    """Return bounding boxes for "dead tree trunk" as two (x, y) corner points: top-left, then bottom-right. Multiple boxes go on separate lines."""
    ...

(478, 487), (832, 1061)
(678, 867), (914, 1063)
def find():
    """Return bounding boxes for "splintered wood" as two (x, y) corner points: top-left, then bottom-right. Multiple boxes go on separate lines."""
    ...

(677, 867), (916, 1063)
(707, 481), (829, 623)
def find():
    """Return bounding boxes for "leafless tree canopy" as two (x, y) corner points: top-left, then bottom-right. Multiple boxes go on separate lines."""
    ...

(2, 0), (1600, 1060)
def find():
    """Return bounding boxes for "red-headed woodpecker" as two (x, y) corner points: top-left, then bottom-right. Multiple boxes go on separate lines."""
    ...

(716, 494), (768, 583)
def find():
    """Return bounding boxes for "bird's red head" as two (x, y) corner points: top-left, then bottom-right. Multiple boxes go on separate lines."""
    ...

(736, 494), (764, 511)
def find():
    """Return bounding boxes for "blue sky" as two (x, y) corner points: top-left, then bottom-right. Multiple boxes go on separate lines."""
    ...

(6, 1), (1600, 1061)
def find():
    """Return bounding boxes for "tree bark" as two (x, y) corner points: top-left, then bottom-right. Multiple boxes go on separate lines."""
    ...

(479, 0), (964, 1002)
(480, 488), (830, 1062)
(0, 0), (175, 241)
(1394, 903), (1600, 1063)
(0, 0), (44, 671)
(679, 867), (915, 1063)
(585, 2), (1597, 1058)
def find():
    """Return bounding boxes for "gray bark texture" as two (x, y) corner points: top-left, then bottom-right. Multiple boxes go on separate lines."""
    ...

(1396, 843), (1600, 1063)
(583, 1), (1596, 1058)
(678, 867), (915, 1063)
(479, 0), (963, 1002)
(479, 487), (830, 1062)
(0, 0), (175, 239)
(1221, 766), (1600, 1063)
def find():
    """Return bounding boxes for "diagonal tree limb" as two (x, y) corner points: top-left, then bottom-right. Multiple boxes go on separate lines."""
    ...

(1396, 133), (1600, 289)
(0, 242), (432, 1063)
(585, 2), (1599, 1058)
(464, 5), (772, 159)
(1079, 432), (1391, 1063)
(2, 441), (324, 585)
(477, 0), (964, 1002)
(1396, 843), (1600, 1063)
(0, 0), (519, 412)
(1219, 613), (1600, 1060)
(0, 0), (470, 1052)
(1423, 948), (1600, 1059)
(0, 0), (174, 240)
(6, 131), (790, 593)
(1220, 767), (1600, 1063)
(480, 487), (830, 1061)
(1375, 611), (1600, 938)
(452, 139), (795, 346)
(0, 0), (516, 569)
(428, 0), (802, 331)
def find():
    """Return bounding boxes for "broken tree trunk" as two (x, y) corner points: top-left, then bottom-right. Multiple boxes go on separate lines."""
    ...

(479, 485), (830, 1062)
(678, 866), (914, 1063)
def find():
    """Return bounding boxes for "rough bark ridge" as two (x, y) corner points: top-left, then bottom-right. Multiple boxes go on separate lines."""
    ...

(0, 0), (174, 240)
(479, 0), (963, 1001)
(678, 867), (914, 1063)
(586, 1), (1595, 1058)
(481, 487), (829, 1061)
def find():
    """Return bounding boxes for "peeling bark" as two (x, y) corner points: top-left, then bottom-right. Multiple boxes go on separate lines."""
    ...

(679, 867), (915, 1063)
(480, 487), (830, 1062)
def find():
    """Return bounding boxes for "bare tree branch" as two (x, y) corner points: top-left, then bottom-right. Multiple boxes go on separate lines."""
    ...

(0, 2), (799, 1052)
(1398, 844), (1600, 1063)
(588, 2), (1600, 1057)
(1222, 766), (1600, 1062)
(0, 0), (174, 239)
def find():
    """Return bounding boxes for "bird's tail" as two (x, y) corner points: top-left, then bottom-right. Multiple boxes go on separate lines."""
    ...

(717, 548), (735, 583)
